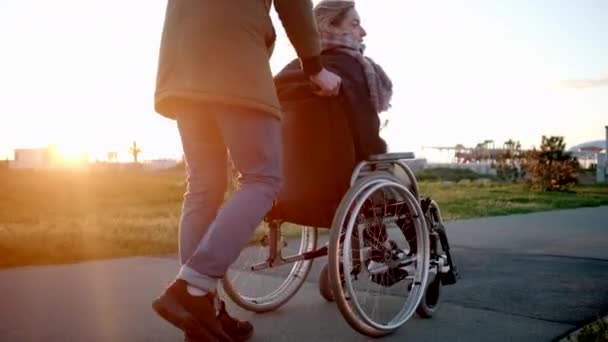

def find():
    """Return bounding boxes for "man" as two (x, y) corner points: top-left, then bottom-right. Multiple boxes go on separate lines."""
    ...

(151, 0), (342, 341)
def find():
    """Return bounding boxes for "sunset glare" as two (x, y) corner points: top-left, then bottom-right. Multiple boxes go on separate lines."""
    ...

(1, 0), (606, 163)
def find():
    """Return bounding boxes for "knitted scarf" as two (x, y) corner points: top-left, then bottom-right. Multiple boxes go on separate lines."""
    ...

(320, 31), (393, 113)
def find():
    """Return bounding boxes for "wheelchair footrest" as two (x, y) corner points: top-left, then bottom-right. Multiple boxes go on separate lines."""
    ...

(302, 245), (328, 260)
(440, 266), (459, 286)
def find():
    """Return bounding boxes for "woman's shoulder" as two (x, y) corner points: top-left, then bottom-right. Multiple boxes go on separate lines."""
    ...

(320, 50), (365, 82)
(321, 49), (360, 65)
(273, 50), (366, 90)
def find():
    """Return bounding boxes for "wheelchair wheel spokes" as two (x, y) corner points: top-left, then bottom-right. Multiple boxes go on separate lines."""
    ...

(221, 223), (317, 313)
(329, 174), (430, 337)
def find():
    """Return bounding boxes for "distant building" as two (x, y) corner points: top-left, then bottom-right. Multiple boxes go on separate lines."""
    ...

(569, 139), (606, 153)
(10, 148), (52, 169)
(568, 139), (607, 169)
(8, 146), (179, 171)
(9, 147), (89, 169)
(107, 152), (118, 162)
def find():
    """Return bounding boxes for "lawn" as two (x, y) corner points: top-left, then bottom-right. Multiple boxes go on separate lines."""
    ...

(1, 168), (607, 269)
(420, 181), (608, 220)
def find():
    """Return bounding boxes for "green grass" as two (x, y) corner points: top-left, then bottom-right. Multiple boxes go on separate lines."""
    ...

(419, 181), (608, 220)
(0, 169), (184, 268)
(1, 168), (607, 269)
(568, 317), (608, 342)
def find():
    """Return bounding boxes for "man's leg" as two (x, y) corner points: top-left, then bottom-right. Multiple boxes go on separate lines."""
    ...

(179, 106), (282, 289)
(175, 110), (227, 266)
(153, 105), (280, 341)
(175, 107), (257, 340)
(153, 108), (233, 341)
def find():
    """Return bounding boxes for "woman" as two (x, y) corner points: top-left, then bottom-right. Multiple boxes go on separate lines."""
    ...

(275, 2), (458, 293)
(312, 0), (393, 161)
(272, 0), (394, 228)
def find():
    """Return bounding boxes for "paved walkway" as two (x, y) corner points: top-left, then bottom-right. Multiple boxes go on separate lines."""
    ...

(1, 206), (607, 341)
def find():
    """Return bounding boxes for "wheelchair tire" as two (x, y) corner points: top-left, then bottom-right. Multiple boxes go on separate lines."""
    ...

(328, 173), (430, 337)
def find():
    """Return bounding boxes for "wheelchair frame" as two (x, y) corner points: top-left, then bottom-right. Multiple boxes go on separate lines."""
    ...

(246, 153), (419, 272)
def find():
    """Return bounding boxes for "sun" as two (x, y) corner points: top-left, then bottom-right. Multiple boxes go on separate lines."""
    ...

(47, 143), (90, 168)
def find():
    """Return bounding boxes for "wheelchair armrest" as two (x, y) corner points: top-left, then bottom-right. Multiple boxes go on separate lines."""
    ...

(368, 152), (415, 161)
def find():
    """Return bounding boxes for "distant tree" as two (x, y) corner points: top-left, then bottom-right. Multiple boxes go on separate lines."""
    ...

(524, 136), (579, 191)
(380, 119), (389, 132)
(129, 141), (142, 164)
(484, 139), (495, 150)
(495, 139), (525, 182)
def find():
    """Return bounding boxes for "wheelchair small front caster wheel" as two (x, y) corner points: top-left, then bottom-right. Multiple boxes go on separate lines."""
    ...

(319, 263), (334, 302)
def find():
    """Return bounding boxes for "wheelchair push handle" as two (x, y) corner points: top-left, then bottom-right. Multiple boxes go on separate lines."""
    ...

(308, 70), (342, 97)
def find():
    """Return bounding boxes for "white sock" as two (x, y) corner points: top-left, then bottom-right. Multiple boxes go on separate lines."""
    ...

(186, 284), (208, 297)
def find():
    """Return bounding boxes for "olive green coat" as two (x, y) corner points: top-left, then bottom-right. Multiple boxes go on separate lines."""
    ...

(154, 0), (321, 119)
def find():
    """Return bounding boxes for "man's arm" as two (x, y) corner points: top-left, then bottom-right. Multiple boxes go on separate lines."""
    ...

(273, 0), (322, 76)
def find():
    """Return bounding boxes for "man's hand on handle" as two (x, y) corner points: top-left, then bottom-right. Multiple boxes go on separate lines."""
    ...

(309, 68), (342, 97)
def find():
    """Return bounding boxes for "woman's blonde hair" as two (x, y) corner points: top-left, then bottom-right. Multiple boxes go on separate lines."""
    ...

(313, 0), (356, 33)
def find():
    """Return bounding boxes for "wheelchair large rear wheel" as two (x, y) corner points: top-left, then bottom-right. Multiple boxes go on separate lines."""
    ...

(222, 223), (317, 313)
(328, 174), (430, 337)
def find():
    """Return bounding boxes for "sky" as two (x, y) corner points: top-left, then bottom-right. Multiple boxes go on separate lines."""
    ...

(0, 0), (607, 162)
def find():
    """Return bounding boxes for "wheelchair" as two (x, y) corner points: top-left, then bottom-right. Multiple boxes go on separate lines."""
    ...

(221, 152), (458, 338)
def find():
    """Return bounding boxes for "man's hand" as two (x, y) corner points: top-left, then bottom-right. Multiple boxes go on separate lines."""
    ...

(309, 68), (342, 97)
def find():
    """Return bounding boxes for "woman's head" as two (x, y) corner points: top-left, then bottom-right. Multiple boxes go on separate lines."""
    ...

(314, 1), (366, 44)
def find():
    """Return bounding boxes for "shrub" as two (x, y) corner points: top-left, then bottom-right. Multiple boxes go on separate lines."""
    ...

(524, 136), (579, 191)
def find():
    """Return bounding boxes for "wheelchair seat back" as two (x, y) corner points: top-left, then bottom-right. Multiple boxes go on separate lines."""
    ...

(268, 92), (357, 228)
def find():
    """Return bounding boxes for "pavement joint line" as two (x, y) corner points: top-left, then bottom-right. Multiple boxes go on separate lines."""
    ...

(449, 246), (608, 261)
(515, 254), (608, 262)
(441, 301), (581, 326)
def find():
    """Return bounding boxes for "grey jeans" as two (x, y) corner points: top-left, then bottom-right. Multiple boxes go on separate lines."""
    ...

(175, 104), (282, 291)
